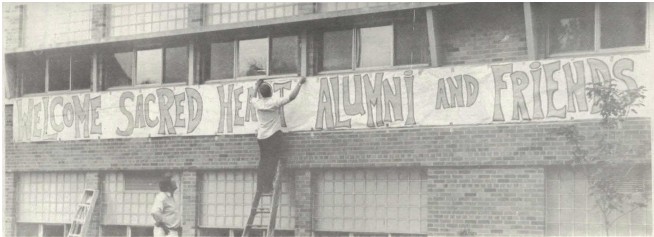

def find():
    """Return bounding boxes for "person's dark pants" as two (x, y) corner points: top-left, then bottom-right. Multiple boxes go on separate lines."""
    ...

(257, 131), (283, 193)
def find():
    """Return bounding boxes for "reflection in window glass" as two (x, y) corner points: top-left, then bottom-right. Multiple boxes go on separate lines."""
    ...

(210, 42), (235, 80)
(600, 3), (647, 49)
(322, 30), (352, 71)
(164, 46), (188, 84)
(71, 55), (92, 90)
(271, 36), (298, 75)
(103, 51), (133, 89)
(136, 49), (163, 85)
(20, 54), (46, 94)
(548, 3), (595, 54)
(395, 20), (428, 65)
(48, 55), (71, 91)
(358, 25), (392, 68)
(238, 38), (268, 77)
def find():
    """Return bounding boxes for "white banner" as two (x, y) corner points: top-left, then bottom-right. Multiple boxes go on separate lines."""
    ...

(13, 53), (654, 142)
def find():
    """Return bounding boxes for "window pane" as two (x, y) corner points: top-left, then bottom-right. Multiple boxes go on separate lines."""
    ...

(322, 30), (352, 71)
(17, 223), (39, 237)
(548, 3), (595, 54)
(124, 171), (160, 191)
(43, 224), (65, 237)
(395, 17), (428, 65)
(270, 35), (298, 75)
(103, 51), (133, 89)
(238, 38), (268, 77)
(359, 25), (392, 68)
(164, 46), (188, 83)
(136, 48), (163, 85)
(210, 42), (235, 80)
(600, 3), (647, 49)
(71, 54), (92, 90)
(49, 55), (71, 91)
(20, 54), (46, 94)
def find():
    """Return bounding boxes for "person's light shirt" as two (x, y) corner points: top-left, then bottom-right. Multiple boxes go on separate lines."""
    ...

(150, 192), (180, 229)
(251, 96), (291, 139)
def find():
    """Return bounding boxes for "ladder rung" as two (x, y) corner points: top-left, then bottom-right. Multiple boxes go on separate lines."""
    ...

(256, 207), (271, 213)
(248, 224), (268, 229)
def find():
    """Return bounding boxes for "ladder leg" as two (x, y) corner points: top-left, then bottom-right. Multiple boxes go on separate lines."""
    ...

(266, 161), (284, 237)
(242, 191), (262, 237)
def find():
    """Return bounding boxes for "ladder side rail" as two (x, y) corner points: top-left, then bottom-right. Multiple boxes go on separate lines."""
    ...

(266, 161), (284, 237)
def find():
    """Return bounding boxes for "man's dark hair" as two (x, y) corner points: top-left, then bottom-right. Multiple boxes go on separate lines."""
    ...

(259, 83), (272, 98)
(159, 176), (173, 192)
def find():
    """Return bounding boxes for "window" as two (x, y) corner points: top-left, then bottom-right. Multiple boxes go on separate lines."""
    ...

(48, 54), (92, 91)
(102, 172), (180, 226)
(17, 223), (72, 237)
(546, 167), (652, 236)
(103, 45), (188, 89)
(314, 169), (426, 235)
(17, 173), (87, 223)
(317, 11), (428, 72)
(206, 3), (299, 25)
(18, 53), (46, 94)
(110, 3), (189, 37)
(204, 35), (299, 81)
(199, 170), (296, 230)
(546, 3), (647, 55)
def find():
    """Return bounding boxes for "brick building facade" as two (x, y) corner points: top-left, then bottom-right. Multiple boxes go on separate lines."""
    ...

(3, 3), (653, 237)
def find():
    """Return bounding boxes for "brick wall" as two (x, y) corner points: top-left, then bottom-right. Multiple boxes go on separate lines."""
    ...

(4, 172), (16, 237)
(427, 167), (545, 236)
(181, 171), (198, 236)
(439, 3), (528, 65)
(293, 169), (312, 236)
(5, 104), (649, 172)
(2, 3), (22, 51)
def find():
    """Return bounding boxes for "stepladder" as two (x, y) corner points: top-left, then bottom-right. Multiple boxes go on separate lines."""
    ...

(67, 189), (98, 237)
(242, 160), (284, 237)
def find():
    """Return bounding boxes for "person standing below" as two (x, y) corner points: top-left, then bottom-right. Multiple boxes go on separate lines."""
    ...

(251, 77), (306, 193)
(151, 175), (181, 237)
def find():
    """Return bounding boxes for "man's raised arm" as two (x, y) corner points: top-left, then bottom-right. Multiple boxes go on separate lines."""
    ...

(288, 77), (306, 102)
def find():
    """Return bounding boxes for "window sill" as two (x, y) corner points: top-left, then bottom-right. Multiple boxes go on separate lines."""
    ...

(547, 46), (650, 59)
(317, 63), (430, 76)
(104, 82), (189, 92)
(19, 89), (93, 98)
(203, 73), (301, 84)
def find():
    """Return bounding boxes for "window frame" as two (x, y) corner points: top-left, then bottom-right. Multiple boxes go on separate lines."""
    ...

(18, 52), (93, 96)
(545, 2), (650, 58)
(16, 223), (72, 237)
(202, 34), (301, 83)
(103, 43), (190, 91)
(316, 11), (430, 75)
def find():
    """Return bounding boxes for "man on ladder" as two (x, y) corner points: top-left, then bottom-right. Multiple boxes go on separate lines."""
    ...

(242, 77), (305, 237)
(251, 77), (305, 194)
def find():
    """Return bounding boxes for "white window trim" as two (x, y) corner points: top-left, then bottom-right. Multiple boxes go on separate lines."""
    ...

(546, 2), (651, 58)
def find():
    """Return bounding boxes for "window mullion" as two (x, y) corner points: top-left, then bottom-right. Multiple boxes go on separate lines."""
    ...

(69, 56), (73, 91)
(233, 40), (239, 79)
(45, 57), (50, 92)
(161, 47), (166, 85)
(267, 36), (272, 76)
(352, 28), (358, 69)
(132, 49), (137, 86)
(390, 23), (395, 66)
(594, 3), (601, 51)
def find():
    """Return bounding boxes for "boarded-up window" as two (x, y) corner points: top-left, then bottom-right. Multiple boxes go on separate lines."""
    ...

(199, 170), (295, 230)
(17, 172), (86, 223)
(546, 166), (652, 236)
(314, 169), (426, 235)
